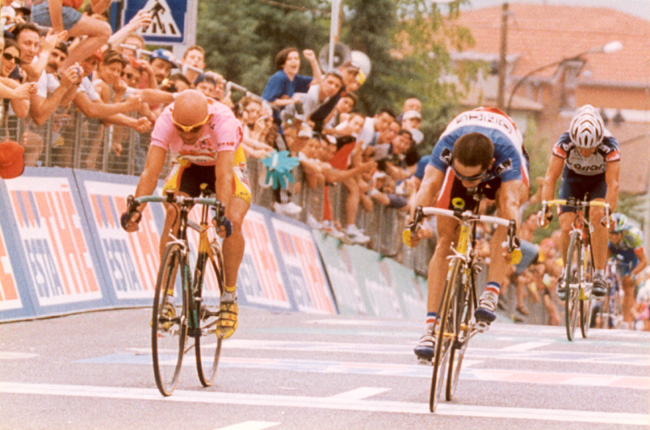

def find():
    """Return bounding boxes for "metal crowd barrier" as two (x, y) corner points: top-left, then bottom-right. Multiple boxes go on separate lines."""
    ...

(3, 111), (434, 272)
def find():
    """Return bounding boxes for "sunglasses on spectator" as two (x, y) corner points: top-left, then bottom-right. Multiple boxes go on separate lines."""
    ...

(121, 72), (133, 79)
(172, 114), (210, 133)
(2, 53), (21, 65)
(450, 158), (489, 182)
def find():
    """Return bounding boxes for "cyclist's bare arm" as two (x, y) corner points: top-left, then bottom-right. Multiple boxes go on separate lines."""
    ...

(633, 249), (648, 277)
(407, 165), (444, 247)
(541, 154), (563, 204)
(214, 150), (235, 215)
(496, 179), (523, 229)
(123, 145), (167, 232)
(604, 160), (620, 213)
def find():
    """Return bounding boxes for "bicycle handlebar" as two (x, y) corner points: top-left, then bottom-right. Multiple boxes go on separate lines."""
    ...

(540, 199), (611, 229)
(411, 206), (520, 253)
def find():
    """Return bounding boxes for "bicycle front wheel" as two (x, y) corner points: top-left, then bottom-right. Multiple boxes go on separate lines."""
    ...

(580, 243), (594, 338)
(429, 260), (460, 412)
(152, 243), (189, 397)
(195, 241), (225, 387)
(565, 231), (581, 341)
(446, 262), (474, 401)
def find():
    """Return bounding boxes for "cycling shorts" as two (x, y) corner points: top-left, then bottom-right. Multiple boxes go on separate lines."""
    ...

(558, 170), (606, 214)
(611, 250), (639, 277)
(162, 146), (251, 204)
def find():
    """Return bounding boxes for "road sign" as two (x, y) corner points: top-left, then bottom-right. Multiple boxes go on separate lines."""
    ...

(123, 0), (187, 44)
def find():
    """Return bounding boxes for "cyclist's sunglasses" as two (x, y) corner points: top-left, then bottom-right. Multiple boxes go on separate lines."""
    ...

(172, 114), (209, 133)
(450, 158), (489, 182)
(2, 53), (21, 65)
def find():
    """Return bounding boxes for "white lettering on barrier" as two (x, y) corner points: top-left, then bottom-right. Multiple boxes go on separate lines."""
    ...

(5, 177), (101, 306)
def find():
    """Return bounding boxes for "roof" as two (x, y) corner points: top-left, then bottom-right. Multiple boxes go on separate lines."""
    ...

(454, 4), (650, 86)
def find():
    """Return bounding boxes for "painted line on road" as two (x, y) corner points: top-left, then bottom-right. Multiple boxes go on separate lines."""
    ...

(127, 338), (650, 366)
(0, 352), (38, 360)
(499, 341), (553, 351)
(0, 381), (646, 426)
(76, 354), (649, 390)
(327, 387), (390, 400)
(215, 421), (280, 430)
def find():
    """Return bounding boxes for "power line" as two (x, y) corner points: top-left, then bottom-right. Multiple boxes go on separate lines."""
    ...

(256, 0), (327, 13)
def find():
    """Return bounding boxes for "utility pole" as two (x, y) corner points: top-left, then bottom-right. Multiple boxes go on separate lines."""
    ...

(496, 2), (509, 110)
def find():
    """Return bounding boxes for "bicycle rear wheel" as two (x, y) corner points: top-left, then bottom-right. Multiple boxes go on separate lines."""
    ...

(446, 262), (474, 401)
(565, 232), (581, 341)
(152, 243), (189, 397)
(580, 243), (594, 338)
(429, 260), (459, 412)
(195, 241), (225, 387)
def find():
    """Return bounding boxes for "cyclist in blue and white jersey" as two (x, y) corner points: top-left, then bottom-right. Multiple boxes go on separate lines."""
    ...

(608, 213), (648, 327)
(405, 107), (528, 362)
(540, 105), (621, 299)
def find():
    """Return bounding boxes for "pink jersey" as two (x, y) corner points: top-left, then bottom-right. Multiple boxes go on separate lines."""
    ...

(151, 99), (243, 166)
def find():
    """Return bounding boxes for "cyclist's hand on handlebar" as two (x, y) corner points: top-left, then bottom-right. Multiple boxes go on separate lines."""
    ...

(537, 208), (553, 228)
(120, 211), (142, 232)
(212, 215), (233, 239)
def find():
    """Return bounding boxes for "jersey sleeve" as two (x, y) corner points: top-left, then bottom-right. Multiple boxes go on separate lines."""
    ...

(428, 134), (456, 172)
(552, 132), (571, 159)
(624, 228), (644, 251)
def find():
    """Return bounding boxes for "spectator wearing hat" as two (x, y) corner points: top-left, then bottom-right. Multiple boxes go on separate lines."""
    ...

(0, 139), (25, 179)
(30, 0), (112, 72)
(149, 49), (176, 87)
(261, 47), (322, 128)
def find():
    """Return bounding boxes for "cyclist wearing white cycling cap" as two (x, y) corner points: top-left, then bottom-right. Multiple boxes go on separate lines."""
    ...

(540, 105), (621, 299)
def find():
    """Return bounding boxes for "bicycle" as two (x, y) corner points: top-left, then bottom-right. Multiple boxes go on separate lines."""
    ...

(408, 201), (519, 413)
(124, 186), (227, 397)
(541, 196), (610, 341)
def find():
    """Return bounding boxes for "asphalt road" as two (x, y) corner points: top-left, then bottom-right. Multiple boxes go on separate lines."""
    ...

(1, 307), (649, 430)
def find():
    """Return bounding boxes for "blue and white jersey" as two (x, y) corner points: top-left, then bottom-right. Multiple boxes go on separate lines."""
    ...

(428, 108), (528, 186)
(552, 129), (620, 176)
(609, 226), (644, 255)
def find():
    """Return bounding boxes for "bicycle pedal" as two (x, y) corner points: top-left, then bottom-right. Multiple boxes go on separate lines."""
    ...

(475, 322), (490, 333)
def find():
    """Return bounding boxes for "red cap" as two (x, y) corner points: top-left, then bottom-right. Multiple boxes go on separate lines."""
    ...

(92, 49), (104, 62)
(0, 140), (25, 180)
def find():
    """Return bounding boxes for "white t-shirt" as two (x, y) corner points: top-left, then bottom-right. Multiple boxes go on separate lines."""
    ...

(77, 76), (101, 101)
(36, 71), (61, 98)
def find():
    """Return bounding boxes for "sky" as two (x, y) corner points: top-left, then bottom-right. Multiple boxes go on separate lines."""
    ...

(460, 0), (650, 21)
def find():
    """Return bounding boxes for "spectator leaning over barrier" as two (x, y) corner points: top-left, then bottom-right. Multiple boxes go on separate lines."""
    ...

(148, 48), (176, 87)
(355, 107), (397, 149)
(396, 97), (422, 123)
(321, 91), (357, 136)
(162, 72), (190, 93)
(193, 72), (216, 99)
(12, 23), (66, 83)
(280, 71), (343, 128)
(365, 119), (399, 163)
(121, 89), (250, 340)
(25, 41), (80, 165)
(1, 39), (33, 118)
(261, 47), (322, 128)
(30, 0), (112, 72)
(181, 44), (204, 85)
(238, 96), (273, 159)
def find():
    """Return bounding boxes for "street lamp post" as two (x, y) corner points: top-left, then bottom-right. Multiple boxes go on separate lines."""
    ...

(506, 41), (622, 115)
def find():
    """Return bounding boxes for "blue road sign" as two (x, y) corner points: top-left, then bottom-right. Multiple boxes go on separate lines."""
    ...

(123, 0), (187, 44)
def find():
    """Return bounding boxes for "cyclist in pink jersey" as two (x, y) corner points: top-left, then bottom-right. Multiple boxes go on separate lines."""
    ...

(122, 89), (249, 339)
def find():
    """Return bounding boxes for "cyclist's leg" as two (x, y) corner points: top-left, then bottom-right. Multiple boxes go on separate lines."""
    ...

(217, 155), (251, 339)
(621, 262), (637, 325)
(476, 179), (526, 324)
(588, 177), (609, 296)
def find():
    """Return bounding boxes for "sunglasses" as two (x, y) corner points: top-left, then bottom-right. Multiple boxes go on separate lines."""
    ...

(2, 53), (21, 65)
(450, 159), (489, 182)
(172, 114), (210, 133)
(121, 72), (133, 79)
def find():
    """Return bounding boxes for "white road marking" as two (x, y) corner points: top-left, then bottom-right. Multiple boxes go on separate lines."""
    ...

(215, 421), (280, 430)
(0, 352), (38, 360)
(499, 342), (553, 351)
(327, 387), (390, 400)
(0, 382), (646, 426)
